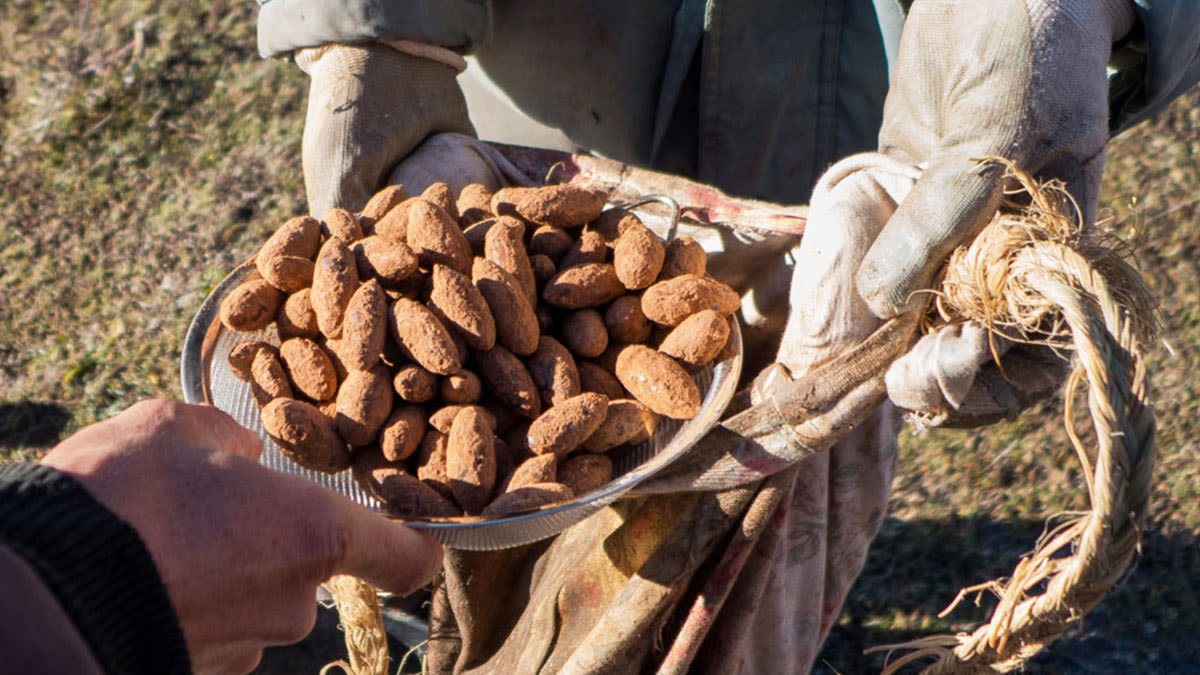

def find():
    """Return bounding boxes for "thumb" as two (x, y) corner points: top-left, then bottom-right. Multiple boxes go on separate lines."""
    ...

(855, 154), (1003, 318)
(326, 495), (443, 594)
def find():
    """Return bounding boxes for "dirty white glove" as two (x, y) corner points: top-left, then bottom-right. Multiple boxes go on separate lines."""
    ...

(300, 42), (474, 215)
(858, 0), (1134, 316)
(853, 0), (1133, 424)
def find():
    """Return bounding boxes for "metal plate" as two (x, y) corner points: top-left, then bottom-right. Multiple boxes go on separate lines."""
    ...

(181, 201), (742, 550)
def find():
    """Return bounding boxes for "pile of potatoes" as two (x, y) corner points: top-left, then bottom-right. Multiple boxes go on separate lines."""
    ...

(219, 180), (739, 518)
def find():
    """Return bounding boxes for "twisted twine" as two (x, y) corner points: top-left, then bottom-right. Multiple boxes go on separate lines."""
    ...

(874, 161), (1157, 673)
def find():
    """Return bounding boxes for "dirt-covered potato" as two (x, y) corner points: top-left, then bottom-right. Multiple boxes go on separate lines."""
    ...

(258, 255), (315, 293)
(447, 406), (497, 514)
(428, 264), (496, 351)
(420, 182), (459, 222)
(260, 215), (322, 262)
(484, 217), (536, 306)
(340, 279), (388, 372)
(472, 257), (539, 356)
(558, 230), (608, 270)
(311, 237), (359, 338)
(586, 207), (640, 242)
(373, 198), (414, 243)
(582, 399), (658, 452)
(393, 364), (438, 403)
(379, 404), (426, 462)
(529, 253), (557, 287)
(613, 221), (665, 290)
(561, 309), (608, 358)
(641, 274), (739, 326)
(527, 336), (581, 407)
(490, 184), (607, 228)
(457, 183), (494, 226)
(604, 295), (652, 344)
(354, 450), (459, 518)
(429, 404), (496, 435)
(389, 297), (461, 376)
(277, 289), (320, 339)
(406, 198), (472, 274)
(542, 263), (624, 309)
(416, 430), (454, 500)
(441, 370), (482, 404)
(251, 347), (293, 403)
(279, 338), (338, 402)
(578, 361), (626, 400)
(481, 483), (574, 517)
(660, 235), (706, 279)
(658, 309), (730, 368)
(614, 345), (701, 419)
(557, 454), (613, 495)
(526, 392), (609, 458)
(335, 364), (394, 446)
(352, 236), (418, 285)
(229, 341), (271, 382)
(220, 278), (283, 333)
(322, 207), (364, 243)
(504, 454), (558, 492)
(476, 345), (541, 419)
(260, 397), (350, 473)
(529, 225), (574, 262)
(359, 184), (407, 223)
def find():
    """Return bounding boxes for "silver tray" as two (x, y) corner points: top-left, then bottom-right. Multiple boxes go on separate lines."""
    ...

(181, 202), (742, 550)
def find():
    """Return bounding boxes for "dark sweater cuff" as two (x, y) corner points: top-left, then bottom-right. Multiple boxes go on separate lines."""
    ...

(0, 463), (191, 675)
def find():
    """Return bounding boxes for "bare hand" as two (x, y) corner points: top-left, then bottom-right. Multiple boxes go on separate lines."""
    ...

(41, 399), (442, 674)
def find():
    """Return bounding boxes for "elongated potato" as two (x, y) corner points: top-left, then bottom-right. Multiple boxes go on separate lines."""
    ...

(586, 207), (640, 242)
(658, 309), (730, 368)
(561, 309), (608, 358)
(379, 404), (426, 462)
(473, 257), (539, 356)
(416, 430), (454, 500)
(260, 398), (350, 473)
(259, 215), (322, 262)
(420, 182), (459, 221)
(335, 364), (394, 446)
(527, 336), (581, 406)
(447, 406), (497, 514)
(476, 345), (541, 418)
(360, 184), (407, 223)
(279, 337), (338, 401)
(220, 278), (283, 333)
(605, 295), (652, 344)
(352, 235), (418, 284)
(457, 183), (494, 226)
(355, 450), (459, 518)
(578, 361), (626, 400)
(504, 454), (558, 492)
(484, 217), (536, 307)
(558, 230), (607, 270)
(490, 184), (607, 228)
(660, 235), (706, 279)
(259, 255), (314, 293)
(322, 207), (364, 242)
(429, 404), (496, 435)
(393, 364), (438, 403)
(482, 482), (574, 517)
(614, 345), (701, 419)
(613, 221), (664, 290)
(229, 341), (271, 382)
(582, 399), (658, 452)
(428, 264), (496, 351)
(340, 279), (388, 371)
(406, 199), (472, 274)
(277, 289), (320, 339)
(389, 297), (461, 376)
(558, 454), (613, 495)
(441, 370), (482, 404)
(251, 347), (293, 403)
(529, 225), (573, 262)
(542, 263), (624, 309)
(641, 274), (739, 325)
(311, 237), (359, 338)
(526, 392), (609, 458)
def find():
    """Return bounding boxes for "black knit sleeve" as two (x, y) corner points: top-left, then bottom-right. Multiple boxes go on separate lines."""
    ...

(0, 463), (191, 675)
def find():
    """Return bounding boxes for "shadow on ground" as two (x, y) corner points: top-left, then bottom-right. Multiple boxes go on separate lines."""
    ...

(0, 401), (70, 450)
(816, 515), (1200, 674)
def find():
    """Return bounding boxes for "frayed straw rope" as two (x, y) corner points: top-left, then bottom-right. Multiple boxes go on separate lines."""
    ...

(320, 575), (390, 675)
(870, 159), (1157, 673)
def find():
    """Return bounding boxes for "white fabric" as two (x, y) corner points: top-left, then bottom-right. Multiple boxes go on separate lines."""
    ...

(856, 0), (1136, 318)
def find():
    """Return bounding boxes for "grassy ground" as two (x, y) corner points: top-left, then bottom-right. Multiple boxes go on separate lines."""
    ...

(2, 2), (1198, 673)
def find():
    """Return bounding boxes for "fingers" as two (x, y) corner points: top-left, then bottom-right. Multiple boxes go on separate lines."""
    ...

(125, 399), (262, 461)
(855, 156), (1004, 317)
(323, 494), (443, 594)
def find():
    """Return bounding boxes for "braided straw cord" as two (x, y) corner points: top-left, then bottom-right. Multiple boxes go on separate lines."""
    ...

(321, 575), (391, 675)
(875, 161), (1157, 674)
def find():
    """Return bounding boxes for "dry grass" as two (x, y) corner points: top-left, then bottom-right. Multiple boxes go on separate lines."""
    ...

(1, 2), (1197, 672)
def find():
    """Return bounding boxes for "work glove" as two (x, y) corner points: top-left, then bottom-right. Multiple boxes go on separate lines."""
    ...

(299, 42), (475, 216)
(858, 0), (1134, 426)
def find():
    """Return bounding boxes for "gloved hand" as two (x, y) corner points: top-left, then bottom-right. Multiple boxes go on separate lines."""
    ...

(41, 400), (442, 674)
(299, 42), (474, 216)
(853, 0), (1133, 424)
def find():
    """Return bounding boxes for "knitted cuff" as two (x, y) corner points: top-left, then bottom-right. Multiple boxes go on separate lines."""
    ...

(0, 463), (191, 675)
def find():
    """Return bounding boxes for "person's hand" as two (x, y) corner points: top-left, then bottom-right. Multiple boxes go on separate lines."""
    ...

(301, 42), (474, 215)
(857, 0), (1135, 317)
(40, 399), (442, 675)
